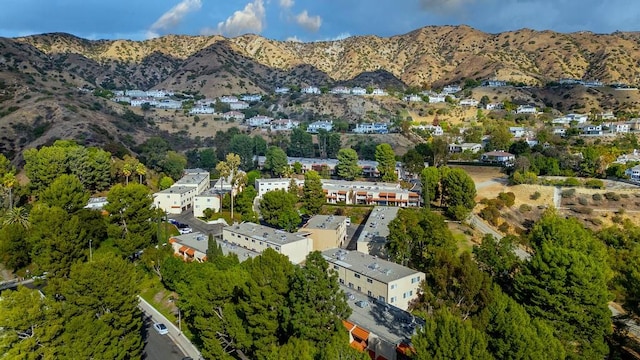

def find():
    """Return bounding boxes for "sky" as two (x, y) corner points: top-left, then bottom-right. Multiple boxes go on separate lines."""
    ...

(1, 0), (639, 42)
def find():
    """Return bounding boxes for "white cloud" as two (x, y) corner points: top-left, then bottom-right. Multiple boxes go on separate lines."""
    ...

(285, 35), (302, 42)
(419, 0), (475, 13)
(148, 0), (202, 37)
(214, 0), (266, 37)
(279, 0), (295, 9)
(295, 10), (322, 32)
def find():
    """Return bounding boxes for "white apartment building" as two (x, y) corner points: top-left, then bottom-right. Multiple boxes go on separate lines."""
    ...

(300, 215), (348, 251)
(255, 156), (403, 179)
(193, 188), (225, 217)
(307, 120), (333, 133)
(223, 222), (313, 264)
(153, 186), (199, 214)
(323, 249), (425, 311)
(356, 206), (400, 258)
(174, 171), (210, 194)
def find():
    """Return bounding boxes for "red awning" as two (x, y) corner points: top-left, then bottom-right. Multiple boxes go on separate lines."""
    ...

(178, 245), (188, 253)
(185, 248), (195, 256)
(352, 326), (370, 341)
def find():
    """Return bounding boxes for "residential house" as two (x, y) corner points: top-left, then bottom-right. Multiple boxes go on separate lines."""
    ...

(599, 111), (616, 121)
(428, 94), (446, 103)
(552, 127), (567, 136)
(371, 88), (387, 96)
(516, 105), (537, 114)
(578, 124), (603, 136)
(356, 206), (400, 258)
(169, 233), (209, 263)
(189, 106), (216, 115)
(219, 95), (238, 103)
(552, 113), (588, 125)
(448, 143), (482, 154)
(442, 85), (462, 94)
(241, 94), (262, 102)
(509, 127), (527, 138)
(130, 98), (158, 107)
(300, 215), (349, 250)
(412, 124), (443, 136)
(322, 249), (425, 311)
(485, 102), (503, 110)
(223, 222), (313, 264)
(84, 197), (108, 210)
(605, 122), (630, 134)
(626, 165), (640, 181)
(481, 151), (516, 165)
(113, 96), (131, 104)
(482, 80), (507, 87)
(254, 156), (404, 180)
(302, 86), (320, 94)
(353, 123), (389, 134)
(155, 99), (182, 109)
(403, 94), (422, 102)
(459, 98), (479, 107)
(331, 86), (351, 95)
(275, 87), (290, 94)
(229, 101), (249, 110)
(125, 90), (147, 97)
(270, 119), (300, 132)
(615, 150), (640, 164)
(247, 115), (273, 128)
(307, 120), (333, 133)
(222, 111), (245, 121)
(351, 87), (367, 95)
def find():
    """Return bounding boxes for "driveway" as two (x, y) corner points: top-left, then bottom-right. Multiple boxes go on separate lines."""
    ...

(168, 211), (225, 237)
(142, 316), (185, 360)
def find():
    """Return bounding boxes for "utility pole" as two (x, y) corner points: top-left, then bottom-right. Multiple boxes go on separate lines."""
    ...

(89, 239), (93, 262)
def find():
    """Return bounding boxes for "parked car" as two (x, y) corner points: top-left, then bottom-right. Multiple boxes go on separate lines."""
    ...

(355, 300), (370, 308)
(168, 219), (179, 225)
(178, 227), (193, 234)
(153, 323), (169, 335)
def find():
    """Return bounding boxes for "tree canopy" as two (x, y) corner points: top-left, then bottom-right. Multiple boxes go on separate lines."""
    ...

(336, 148), (361, 180)
(260, 189), (300, 232)
(302, 170), (325, 215)
(375, 143), (397, 182)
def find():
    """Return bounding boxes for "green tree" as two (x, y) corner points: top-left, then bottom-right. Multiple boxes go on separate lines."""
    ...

(39, 174), (89, 213)
(105, 183), (155, 255)
(302, 170), (325, 215)
(286, 252), (352, 343)
(473, 234), (518, 282)
(23, 143), (72, 192)
(402, 149), (425, 176)
(287, 128), (314, 157)
(162, 151), (187, 180)
(440, 167), (476, 220)
(0, 223), (30, 271)
(2, 171), (18, 209)
(0, 286), (52, 358)
(264, 146), (289, 177)
(412, 308), (493, 360)
(260, 189), (300, 231)
(139, 136), (170, 171)
(199, 148), (218, 170)
(158, 175), (175, 190)
(485, 126), (513, 152)
(59, 253), (143, 359)
(230, 134), (256, 170)
(336, 148), (362, 180)
(235, 185), (258, 221)
(253, 135), (268, 156)
(375, 143), (398, 182)
(317, 130), (341, 158)
(420, 166), (441, 206)
(513, 211), (611, 359)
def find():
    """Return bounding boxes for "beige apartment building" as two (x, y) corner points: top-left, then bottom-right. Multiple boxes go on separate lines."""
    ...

(223, 222), (313, 264)
(300, 215), (348, 250)
(356, 206), (400, 258)
(322, 249), (424, 311)
(153, 186), (198, 214)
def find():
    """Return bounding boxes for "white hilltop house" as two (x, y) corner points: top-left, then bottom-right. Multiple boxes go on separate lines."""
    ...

(222, 111), (245, 121)
(270, 119), (300, 132)
(516, 105), (538, 114)
(552, 113), (588, 125)
(247, 115), (273, 128)
(351, 87), (367, 95)
(371, 88), (387, 96)
(331, 86), (351, 95)
(412, 124), (443, 136)
(229, 101), (249, 110)
(275, 87), (290, 94)
(190, 106), (216, 115)
(219, 95), (239, 103)
(459, 98), (479, 107)
(302, 86), (321, 94)
(307, 120), (333, 133)
(241, 94), (262, 102)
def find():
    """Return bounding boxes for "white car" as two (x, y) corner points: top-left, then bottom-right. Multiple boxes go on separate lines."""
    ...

(178, 227), (192, 234)
(153, 323), (169, 335)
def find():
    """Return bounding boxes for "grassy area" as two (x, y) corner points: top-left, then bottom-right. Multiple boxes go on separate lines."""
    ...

(138, 273), (194, 340)
(319, 204), (374, 224)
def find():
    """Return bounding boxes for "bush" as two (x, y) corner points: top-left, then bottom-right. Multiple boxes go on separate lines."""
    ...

(498, 192), (516, 207)
(592, 193), (603, 201)
(479, 205), (501, 226)
(561, 189), (576, 198)
(498, 222), (510, 233)
(530, 191), (541, 200)
(590, 218), (603, 226)
(620, 193), (630, 199)
(604, 192), (621, 201)
(570, 207), (593, 215)
(519, 204), (532, 212)
(578, 197), (589, 206)
(612, 214), (624, 224)
(584, 179), (605, 189)
(563, 177), (581, 187)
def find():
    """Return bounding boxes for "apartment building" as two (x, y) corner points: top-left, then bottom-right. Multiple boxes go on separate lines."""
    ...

(169, 232), (209, 263)
(254, 156), (403, 178)
(356, 206), (400, 258)
(222, 222), (313, 264)
(193, 188), (225, 217)
(300, 215), (348, 251)
(153, 186), (199, 214)
(174, 170), (210, 194)
(323, 249), (425, 311)
(255, 178), (420, 207)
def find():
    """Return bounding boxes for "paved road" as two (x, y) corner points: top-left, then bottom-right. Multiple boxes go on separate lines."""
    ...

(138, 296), (202, 360)
(142, 316), (186, 360)
(168, 211), (225, 237)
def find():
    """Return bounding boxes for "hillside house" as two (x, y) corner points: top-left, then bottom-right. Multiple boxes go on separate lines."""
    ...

(270, 119), (300, 132)
(516, 105), (537, 114)
(229, 101), (249, 110)
(247, 115), (273, 128)
(403, 94), (422, 102)
(307, 120), (333, 133)
(302, 86), (321, 94)
(448, 143), (482, 154)
(412, 124), (443, 136)
(372, 88), (387, 96)
(275, 87), (290, 94)
(481, 151), (515, 165)
(331, 86), (351, 95)
(552, 113), (588, 125)
(222, 111), (245, 121)
(351, 87), (367, 95)
(219, 96), (238, 103)
(190, 106), (215, 114)
(509, 127), (527, 138)
(442, 85), (462, 94)
(459, 99), (479, 107)
(353, 123), (389, 134)
(241, 94), (262, 102)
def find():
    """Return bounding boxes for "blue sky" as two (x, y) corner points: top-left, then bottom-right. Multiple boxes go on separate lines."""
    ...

(1, 0), (638, 42)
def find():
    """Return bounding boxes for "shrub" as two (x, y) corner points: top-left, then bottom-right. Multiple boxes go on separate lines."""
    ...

(498, 192), (516, 207)
(590, 218), (603, 226)
(605, 192), (621, 201)
(530, 191), (541, 200)
(498, 222), (510, 233)
(563, 177), (581, 187)
(612, 214), (624, 224)
(571, 207), (593, 215)
(584, 179), (605, 189)
(620, 193), (630, 199)
(578, 197), (589, 206)
(592, 193), (603, 201)
(561, 189), (576, 198)
(519, 204), (532, 212)
(479, 205), (501, 226)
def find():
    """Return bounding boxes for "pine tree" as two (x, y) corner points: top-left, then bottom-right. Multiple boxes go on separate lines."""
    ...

(302, 170), (325, 215)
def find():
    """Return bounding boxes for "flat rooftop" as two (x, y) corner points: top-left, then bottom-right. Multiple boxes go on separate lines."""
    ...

(303, 215), (347, 231)
(155, 186), (194, 195)
(175, 173), (209, 186)
(172, 232), (260, 260)
(322, 248), (423, 284)
(225, 222), (310, 246)
(357, 206), (400, 245)
(196, 187), (228, 197)
(340, 283), (423, 346)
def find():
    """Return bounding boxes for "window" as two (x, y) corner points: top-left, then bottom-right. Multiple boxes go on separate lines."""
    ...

(357, 286), (361, 291)
(354, 274), (361, 279)
(367, 278), (373, 284)
(390, 296), (396, 303)
(378, 296), (385, 302)
(339, 279), (344, 284)
(367, 290), (372, 296)
(259, 242), (263, 245)
(334, 265), (339, 270)
(390, 284), (397, 290)
(348, 283), (353, 288)
(252, 239), (255, 243)
(275, 246), (280, 251)
(411, 276), (421, 284)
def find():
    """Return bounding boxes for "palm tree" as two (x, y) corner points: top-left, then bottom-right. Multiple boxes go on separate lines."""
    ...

(135, 163), (147, 184)
(122, 163), (133, 185)
(225, 154), (241, 221)
(2, 172), (17, 209)
(3, 206), (30, 229)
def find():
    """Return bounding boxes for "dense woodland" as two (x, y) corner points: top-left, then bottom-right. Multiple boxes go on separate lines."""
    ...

(1, 124), (640, 359)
